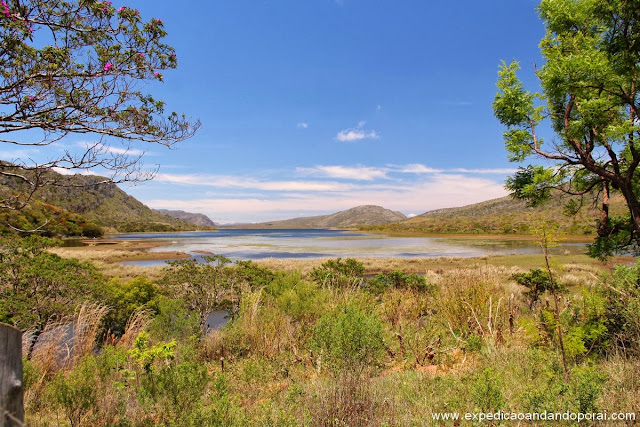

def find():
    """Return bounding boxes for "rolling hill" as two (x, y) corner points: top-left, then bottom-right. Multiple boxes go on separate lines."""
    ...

(0, 169), (213, 233)
(233, 205), (407, 229)
(157, 209), (217, 228)
(362, 192), (626, 236)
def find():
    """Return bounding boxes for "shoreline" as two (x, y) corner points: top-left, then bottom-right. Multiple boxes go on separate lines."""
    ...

(55, 232), (632, 273)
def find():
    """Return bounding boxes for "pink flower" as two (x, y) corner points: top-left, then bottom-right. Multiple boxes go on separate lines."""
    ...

(118, 6), (124, 12)
(137, 52), (144, 58)
(104, 62), (113, 71)
(153, 71), (159, 76)
(1, 0), (10, 18)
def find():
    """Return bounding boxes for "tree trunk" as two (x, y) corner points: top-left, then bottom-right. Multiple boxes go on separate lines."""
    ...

(597, 182), (611, 237)
(0, 323), (23, 427)
(621, 184), (640, 238)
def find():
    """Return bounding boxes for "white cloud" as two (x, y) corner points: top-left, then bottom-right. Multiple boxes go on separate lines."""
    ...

(336, 129), (379, 142)
(297, 122), (309, 129)
(154, 173), (356, 192)
(357, 120), (367, 128)
(76, 141), (145, 157)
(296, 165), (388, 181)
(143, 173), (509, 223)
(395, 164), (442, 174)
(104, 146), (145, 156)
(391, 163), (516, 175)
(0, 148), (40, 160)
(451, 167), (518, 174)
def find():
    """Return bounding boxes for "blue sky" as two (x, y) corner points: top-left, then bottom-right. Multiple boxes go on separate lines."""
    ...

(4, 0), (548, 224)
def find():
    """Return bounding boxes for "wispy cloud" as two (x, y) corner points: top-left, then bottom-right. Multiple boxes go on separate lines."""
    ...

(450, 167), (518, 174)
(154, 173), (356, 192)
(104, 146), (146, 156)
(76, 141), (146, 156)
(130, 163), (514, 223)
(297, 122), (309, 129)
(389, 163), (516, 175)
(395, 164), (442, 174)
(336, 129), (379, 142)
(297, 165), (388, 181)
(144, 173), (508, 223)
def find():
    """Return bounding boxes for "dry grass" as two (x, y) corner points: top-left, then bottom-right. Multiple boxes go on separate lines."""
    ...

(116, 308), (155, 350)
(23, 303), (109, 385)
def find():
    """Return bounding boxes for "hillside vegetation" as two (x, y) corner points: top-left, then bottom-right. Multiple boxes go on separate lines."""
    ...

(239, 205), (407, 229)
(363, 193), (626, 237)
(0, 170), (213, 233)
(157, 209), (217, 228)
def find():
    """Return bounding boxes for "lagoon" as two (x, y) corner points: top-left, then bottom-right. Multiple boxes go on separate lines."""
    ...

(113, 229), (587, 266)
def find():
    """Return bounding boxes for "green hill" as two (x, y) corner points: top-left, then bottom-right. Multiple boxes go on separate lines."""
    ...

(361, 193), (626, 237)
(0, 169), (211, 233)
(233, 205), (407, 229)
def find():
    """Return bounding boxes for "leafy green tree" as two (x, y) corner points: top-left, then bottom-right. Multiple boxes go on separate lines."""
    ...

(493, 0), (640, 257)
(0, 236), (105, 330)
(0, 0), (200, 210)
(161, 255), (232, 329)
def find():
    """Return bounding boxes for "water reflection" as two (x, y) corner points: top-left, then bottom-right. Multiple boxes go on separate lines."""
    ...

(115, 229), (587, 267)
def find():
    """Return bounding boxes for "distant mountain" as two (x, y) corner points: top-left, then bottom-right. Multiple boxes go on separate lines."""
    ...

(157, 209), (216, 228)
(362, 192), (626, 236)
(238, 205), (407, 229)
(0, 169), (206, 232)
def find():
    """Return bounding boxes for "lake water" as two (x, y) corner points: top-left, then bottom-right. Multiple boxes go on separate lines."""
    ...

(113, 229), (587, 266)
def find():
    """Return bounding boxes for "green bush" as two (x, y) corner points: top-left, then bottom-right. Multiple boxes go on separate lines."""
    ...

(310, 258), (365, 288)
(104, 276), (159, 336)
(47, 357), (99, 426)
(367, 270), (433, 294)
(470, 368), (504, 412)
(311, 303), (385, 373)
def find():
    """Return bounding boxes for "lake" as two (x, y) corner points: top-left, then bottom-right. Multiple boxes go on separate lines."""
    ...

(113, 229), (587, 266)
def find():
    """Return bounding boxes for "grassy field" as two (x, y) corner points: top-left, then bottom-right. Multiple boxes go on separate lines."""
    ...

(5, 236), (635, 426)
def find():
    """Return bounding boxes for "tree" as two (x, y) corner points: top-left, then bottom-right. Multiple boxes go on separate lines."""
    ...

(493, 0), (640, 258)
(0, 0), (200, 210)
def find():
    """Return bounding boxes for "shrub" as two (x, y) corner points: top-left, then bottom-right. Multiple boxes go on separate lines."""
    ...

(310, 258), (365, 289)
(367, 270), (433, 294)
(311, 303), (385, 373)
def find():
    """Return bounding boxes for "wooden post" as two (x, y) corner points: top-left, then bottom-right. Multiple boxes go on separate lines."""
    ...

(0, 323), (23, 427)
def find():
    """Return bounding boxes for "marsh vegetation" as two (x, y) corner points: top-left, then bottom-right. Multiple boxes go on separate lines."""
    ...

(2, 236), (639, 426)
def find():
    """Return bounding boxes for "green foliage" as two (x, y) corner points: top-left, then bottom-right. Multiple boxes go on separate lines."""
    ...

(129, 332), (176, 374)
(493, 0), (640, 258)
(0, 236), (105, 329)
(47, 357), (99, 427)
(161, 256), (231, 328)
(0, 0), (200, 210)
(571, 365), (607, 413)
(367, 270), (433, 294)
(311, 303), (385, 373)
(598, 261), (640, 355)
(148, 296), (201, 342)
(310, 257), (364, 288)
(0, 200), (104, 237)
(470, 368), (504, 412)
(266, 272), (329, 322)
(512, 268), (555, 310)
(104, 276), (159, 336)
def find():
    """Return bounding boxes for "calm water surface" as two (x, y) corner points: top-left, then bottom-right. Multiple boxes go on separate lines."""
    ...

(113, 229), (586, 267)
